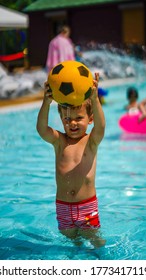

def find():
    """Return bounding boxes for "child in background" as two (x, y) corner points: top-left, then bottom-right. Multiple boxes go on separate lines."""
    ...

(36, 73), (105, 247)
(125, 87), (146, 122)
(125, 87), (139, 111)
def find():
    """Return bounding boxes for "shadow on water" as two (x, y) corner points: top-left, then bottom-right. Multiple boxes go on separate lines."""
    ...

(120, 133), (146, 142)
(105, 132), (146, 142)
(20, 230), (53, 243)
(0, 236), (51, 260)
(105, 133), (121, 141)
(0, 230), (138, 260)
(0, 232), (103, 260)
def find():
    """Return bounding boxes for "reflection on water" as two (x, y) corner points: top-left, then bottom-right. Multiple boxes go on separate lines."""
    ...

(120, 133), (146, 142)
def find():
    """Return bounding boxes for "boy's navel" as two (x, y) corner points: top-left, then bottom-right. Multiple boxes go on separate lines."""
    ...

(67, 190), (75, 196)
(71, 190), (75, 195)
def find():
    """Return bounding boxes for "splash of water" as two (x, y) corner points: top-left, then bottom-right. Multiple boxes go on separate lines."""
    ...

(65, 106), (71, 127)
(81, 47), (146, 81)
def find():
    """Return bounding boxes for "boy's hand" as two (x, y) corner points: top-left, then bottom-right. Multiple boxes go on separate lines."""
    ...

(43, 81), (54, 104)
(90, 73), (99, 101)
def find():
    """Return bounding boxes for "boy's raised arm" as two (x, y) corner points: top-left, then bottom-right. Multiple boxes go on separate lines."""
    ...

(90, 73), (105, 147)
(36, 83), (59, 144)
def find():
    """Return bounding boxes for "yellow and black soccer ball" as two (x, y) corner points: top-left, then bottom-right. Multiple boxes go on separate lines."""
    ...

(47, 60), (93, 106)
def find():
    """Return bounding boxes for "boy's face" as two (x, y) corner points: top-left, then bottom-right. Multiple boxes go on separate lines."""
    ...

(60, 104), (93, 139)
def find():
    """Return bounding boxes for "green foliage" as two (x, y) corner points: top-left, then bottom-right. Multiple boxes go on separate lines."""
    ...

(14, 0), (36, 12)
(0, 0), (36, 11)
(0, 30), (27, 55)
(0, 0), (15, 9)
(0, 0), (32, 55)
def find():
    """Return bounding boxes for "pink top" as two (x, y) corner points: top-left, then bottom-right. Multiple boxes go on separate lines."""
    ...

(46, 34), (75, 71)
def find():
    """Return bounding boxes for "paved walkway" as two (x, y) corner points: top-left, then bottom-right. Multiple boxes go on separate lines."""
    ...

(0, 90), (44, 107)
(0, 76), (144, 110)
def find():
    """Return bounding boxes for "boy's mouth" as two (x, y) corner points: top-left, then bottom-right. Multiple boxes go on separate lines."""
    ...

(70, 127), (79, 132)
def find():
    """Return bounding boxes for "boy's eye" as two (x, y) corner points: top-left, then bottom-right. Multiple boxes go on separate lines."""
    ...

(64, 117), (70, 121)
(63, 116), (83, 122)
(77, 116), (83, 120)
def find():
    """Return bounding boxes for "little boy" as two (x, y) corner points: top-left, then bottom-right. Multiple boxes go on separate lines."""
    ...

(37, 73), (105, 247)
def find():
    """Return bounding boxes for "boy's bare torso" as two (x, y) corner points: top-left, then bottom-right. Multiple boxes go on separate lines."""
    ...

(55, 132), (97, 202)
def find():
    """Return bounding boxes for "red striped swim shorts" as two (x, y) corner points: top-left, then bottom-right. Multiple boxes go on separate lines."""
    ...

(56, 195), (100, 230)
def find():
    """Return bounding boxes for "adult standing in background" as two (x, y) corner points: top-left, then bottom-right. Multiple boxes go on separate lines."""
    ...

(46, 25), (75, 72)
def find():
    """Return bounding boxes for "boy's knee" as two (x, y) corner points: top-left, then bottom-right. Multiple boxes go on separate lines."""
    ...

(60, 228), (78, 239)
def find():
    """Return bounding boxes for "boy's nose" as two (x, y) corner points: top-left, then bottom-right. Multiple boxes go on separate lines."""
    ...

(70, 119), (76, 125)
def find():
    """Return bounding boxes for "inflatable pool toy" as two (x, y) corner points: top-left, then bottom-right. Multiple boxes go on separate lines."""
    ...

(47, 60), (93, 106)
(119, 110), (146, 134)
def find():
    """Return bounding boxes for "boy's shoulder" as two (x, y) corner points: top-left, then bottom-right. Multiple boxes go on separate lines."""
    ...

(57, 131), (68, 142)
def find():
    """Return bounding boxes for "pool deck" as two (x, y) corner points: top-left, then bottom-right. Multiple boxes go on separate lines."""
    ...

(0, 76), (144, 112)
(0, 90), (44, 107)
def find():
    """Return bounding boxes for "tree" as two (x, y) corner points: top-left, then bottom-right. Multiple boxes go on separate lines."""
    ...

(0, 0), (36, 12)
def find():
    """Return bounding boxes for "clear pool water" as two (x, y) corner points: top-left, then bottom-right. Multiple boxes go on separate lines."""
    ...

(0, 81), (146, 260)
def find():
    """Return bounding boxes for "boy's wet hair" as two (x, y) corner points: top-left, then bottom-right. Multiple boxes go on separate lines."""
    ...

(127, 87), (138, 100)
(58, 99), (93, 117)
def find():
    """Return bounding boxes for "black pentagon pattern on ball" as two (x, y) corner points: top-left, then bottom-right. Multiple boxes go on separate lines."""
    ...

(84, 87), (92, 100)
(52, 63), (64, 74)
(77, 66), (89, 77)
(59, 82), (74, 95)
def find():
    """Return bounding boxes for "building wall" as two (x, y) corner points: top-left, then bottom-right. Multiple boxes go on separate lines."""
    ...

(70, 5), (121, 45)
(121, 6), (144, 44)
(28, 12), (49, 66)
(144, 2), (146, 45)
(27, 1), (146, 67)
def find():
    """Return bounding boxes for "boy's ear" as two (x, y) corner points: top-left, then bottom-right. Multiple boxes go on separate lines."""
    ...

(88, 114), (93, 124)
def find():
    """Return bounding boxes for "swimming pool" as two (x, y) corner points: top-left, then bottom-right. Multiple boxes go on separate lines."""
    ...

(0, 80), (146, 260)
